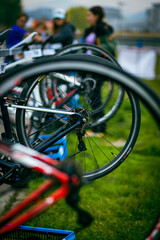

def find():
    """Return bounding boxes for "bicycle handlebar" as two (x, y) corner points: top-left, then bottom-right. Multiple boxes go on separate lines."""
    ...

(0, 29), (12, 45)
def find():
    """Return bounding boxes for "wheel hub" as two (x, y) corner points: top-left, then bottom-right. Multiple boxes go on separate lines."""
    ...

(68, 107), (89, 133)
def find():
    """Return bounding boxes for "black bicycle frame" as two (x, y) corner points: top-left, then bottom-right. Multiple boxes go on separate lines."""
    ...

(0, 96), (85, 155)
(35, 118), (83, 153)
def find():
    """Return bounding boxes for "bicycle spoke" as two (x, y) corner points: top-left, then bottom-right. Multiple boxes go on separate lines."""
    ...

(86, 136), (100, 170)
(85, 133), (110, 162)
(107, 128), (128, 140)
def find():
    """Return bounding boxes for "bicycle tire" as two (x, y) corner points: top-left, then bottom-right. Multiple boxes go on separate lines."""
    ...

(55, 43), (124, 117)
(55, 43), (121, 67)
(39, 43), (124, 121)
(14, 54), (141, 180)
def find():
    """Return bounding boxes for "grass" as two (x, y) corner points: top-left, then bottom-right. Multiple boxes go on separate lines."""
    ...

(3, 79), (160, 239)
(26, 151), (160, 240)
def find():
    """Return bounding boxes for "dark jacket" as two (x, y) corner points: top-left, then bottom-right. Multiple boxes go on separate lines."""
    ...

(84, 21), (116, 56)
(84, 22), (114, 39)
(49, 23), (75, 47)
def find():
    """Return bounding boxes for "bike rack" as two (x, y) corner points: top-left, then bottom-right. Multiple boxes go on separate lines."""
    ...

(40, 135), (68, 161)
(1, 225), (75, 240)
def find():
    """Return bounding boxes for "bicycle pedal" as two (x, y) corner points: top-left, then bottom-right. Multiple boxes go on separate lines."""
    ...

(0, 164), (20, 184)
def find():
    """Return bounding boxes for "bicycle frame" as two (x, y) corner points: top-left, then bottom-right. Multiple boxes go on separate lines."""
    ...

(0, 96), (85, 153)
(0, 140), (81, 235)
(0, 64), (84, 144)
(0, 45), (88, 184)
(0, 91), (87, 185)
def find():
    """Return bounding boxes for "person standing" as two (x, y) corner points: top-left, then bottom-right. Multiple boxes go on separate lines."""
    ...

(83, 6), (116, 56)
(44, 8), (75, 48)
(5, 13), (28, 63)
(83, 6), (117, 137)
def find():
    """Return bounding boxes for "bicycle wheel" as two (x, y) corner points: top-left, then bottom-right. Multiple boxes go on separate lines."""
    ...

(0, 54), (157, 118)
(39, 43), (124, 120)
(15, 55), (141, 181)
(38, 73), (58, 107)
(55, 43), (123, 118)
(38, 71), (115, 123)
(55, 43), (120, 66)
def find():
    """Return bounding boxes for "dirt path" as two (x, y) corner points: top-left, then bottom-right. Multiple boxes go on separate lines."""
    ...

(0, 184), (26, 215)
(0, 184), (15, 215)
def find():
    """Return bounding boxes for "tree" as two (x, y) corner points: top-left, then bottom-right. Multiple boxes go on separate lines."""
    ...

(67, 6), (88, 34)
(0, 0), (22, 28)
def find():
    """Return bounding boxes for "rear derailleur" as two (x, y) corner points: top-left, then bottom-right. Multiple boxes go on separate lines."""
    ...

(68, 107), (89, 152)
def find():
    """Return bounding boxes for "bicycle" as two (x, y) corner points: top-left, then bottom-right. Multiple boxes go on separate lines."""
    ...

(2, 34), (125, 123)
(0, 50), (141, 183)
(0, 30), (141, 183)
(0, 46), (159, 239)
(2, 31), (125, 129)
(1, 32), (124, 127)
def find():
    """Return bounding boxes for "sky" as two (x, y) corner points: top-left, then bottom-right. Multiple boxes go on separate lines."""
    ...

(22, 0), (160, 15)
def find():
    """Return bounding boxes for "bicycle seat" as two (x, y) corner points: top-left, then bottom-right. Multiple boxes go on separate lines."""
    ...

(0, 29), (12, 45)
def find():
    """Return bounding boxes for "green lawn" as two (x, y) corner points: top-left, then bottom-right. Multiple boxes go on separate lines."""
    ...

(5, 79), (160, 239)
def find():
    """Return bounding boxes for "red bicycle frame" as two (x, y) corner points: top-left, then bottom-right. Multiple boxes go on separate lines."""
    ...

(0, 140), (80, 235)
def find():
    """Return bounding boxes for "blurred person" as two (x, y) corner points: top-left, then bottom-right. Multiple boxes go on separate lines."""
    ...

(83, 6), (116, 57)
(82, 6), (117, 137)
(44, 8), (75, 48)
(6, 13), (29, 48)
(5, 13), (29, 63)
(35, 21), (47, 41)
(6, 13), (42, 48)
(21, 21), (48, 58)
(6, 14), (43, 62)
